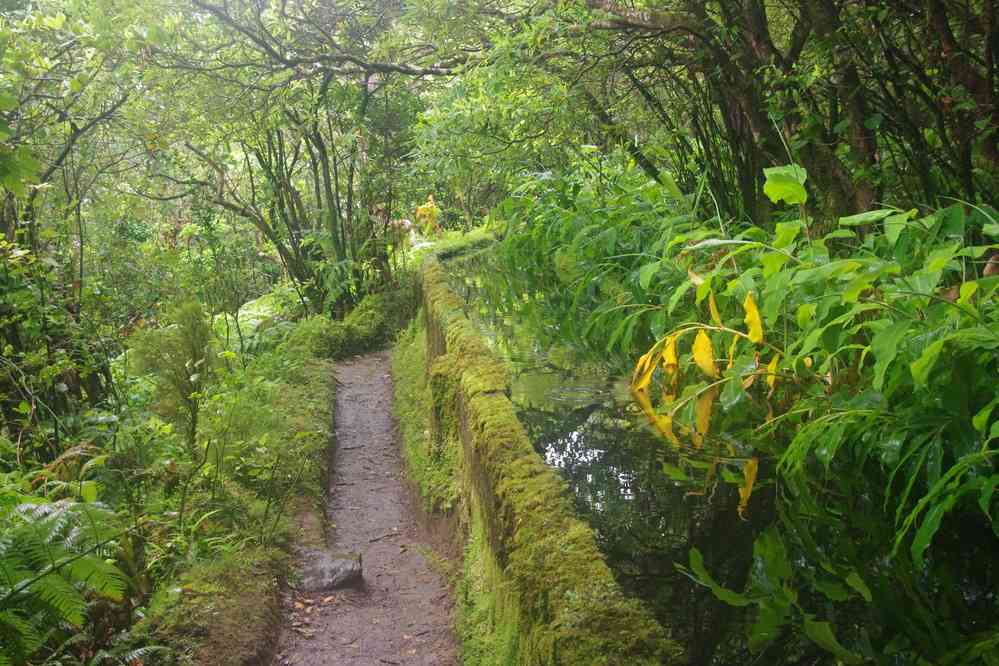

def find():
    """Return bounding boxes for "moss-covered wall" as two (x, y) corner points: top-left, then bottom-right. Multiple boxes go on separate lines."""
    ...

(417, 256), (682, 665)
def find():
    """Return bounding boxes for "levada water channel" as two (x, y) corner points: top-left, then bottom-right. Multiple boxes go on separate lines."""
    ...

(439, 245), (784, 665)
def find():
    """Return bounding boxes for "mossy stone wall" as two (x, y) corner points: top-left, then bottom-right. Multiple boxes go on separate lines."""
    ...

(420, 257), (681, 665)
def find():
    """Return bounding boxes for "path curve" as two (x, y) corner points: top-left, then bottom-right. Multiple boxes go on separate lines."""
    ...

(276, 350), (458, 666)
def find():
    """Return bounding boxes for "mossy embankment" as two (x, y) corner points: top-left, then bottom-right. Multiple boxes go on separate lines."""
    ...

(393, 255), (681, 665)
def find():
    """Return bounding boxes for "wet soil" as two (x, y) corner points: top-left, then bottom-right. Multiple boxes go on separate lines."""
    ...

(276, 351), (459, 666)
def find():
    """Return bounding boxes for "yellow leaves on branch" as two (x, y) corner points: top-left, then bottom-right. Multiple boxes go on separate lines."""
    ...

(627, 291), (771, 520)
(631, 337), (681, 446)
(743, 292), (764, 344)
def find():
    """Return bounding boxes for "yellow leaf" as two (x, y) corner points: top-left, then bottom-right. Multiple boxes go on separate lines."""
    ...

(660, 334), (678, 371)
(692, 387), (717, 448)
(631, 349), (656, 392)
(708, 291), (723, 326)
(743, 292), (764, 344)
(692, 330), (718, 379)
(659, 335), (679, 400)
(632, 385), (680, 447)
(766, 353), (780, 391)
(726, 335), (739, 370)
(737, 457), (759, 520)
(688, 268), (704, 286)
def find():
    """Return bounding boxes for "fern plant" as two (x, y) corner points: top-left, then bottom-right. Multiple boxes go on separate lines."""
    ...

(0, 498), (126, 665)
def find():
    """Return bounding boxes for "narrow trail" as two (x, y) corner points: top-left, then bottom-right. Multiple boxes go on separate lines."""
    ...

(276, 351), (459, 666)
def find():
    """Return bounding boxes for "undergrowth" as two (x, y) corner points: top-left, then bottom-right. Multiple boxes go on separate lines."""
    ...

(391, 319), (459, 514)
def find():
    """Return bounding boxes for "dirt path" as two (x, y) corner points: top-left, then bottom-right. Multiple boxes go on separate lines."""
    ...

(276, 351), (459, 666)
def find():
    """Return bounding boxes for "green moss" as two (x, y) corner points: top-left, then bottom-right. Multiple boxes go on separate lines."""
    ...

(406, 258), (683, 664)
(140, 547), (286, 666)
(392, 319), (461, 513)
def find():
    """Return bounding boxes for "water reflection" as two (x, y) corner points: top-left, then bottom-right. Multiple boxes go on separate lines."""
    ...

(444, 249), (763, 664)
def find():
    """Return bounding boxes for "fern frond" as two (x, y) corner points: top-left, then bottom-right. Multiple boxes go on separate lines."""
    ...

(67, 557), (126, 601)
(0, 609), (44, 659)
(31, 572), (86, 626)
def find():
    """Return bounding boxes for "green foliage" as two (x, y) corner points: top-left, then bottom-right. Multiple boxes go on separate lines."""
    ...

(493, 155), (999, 662)
(129, 301), (214, 451)
(490, 150), (706, 366)
(285, 282), (418, 359)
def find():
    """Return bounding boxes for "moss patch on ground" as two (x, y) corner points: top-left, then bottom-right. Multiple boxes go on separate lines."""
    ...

(392, 320), (460, 514)
(140, 547), (287, 666)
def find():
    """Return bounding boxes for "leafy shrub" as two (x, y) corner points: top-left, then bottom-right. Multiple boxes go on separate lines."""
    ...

(284, 283), (418, 359)
(129, 301), (215, 453)
(490, 154), (999, 663)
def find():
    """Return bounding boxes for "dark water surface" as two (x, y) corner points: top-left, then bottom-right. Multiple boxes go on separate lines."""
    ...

(443, 251), (764, 665)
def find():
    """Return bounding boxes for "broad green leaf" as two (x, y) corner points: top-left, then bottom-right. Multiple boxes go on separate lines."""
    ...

(803, 617), (863, 663)
(959, 281), (978, 305)
(911, 494), (957, 567)
(749, 602), (788, 653)
(686, 548), (751, 606)
(923, 243), (960, 272)
(638, 261), (660, 290)
(773, 221), (802, 249)
(973, 397), (999, 433)
(845, 572), (873, 602)
(763, 164), (808, 206)
(885, 210), (916, 246)
(870, 320), (910, 391)
(0, 92), (17, 112)
(760, 251), (789, 277)
(839, 209), (895, 227)
(910, 339), (945, 389)
(796, 303), (817, 328)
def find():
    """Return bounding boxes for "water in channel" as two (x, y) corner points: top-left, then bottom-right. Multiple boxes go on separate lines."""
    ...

(441, 248), (768, 665)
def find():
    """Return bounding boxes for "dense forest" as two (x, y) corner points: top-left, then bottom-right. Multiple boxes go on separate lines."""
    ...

(2, 0), (998, 664)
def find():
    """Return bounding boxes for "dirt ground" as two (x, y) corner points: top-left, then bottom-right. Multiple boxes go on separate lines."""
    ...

(275, 351), (459, 666)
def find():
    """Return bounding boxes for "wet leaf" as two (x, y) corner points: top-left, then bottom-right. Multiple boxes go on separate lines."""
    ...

(763, 164), (808, 205)
(910, 339), (945, 389)
(911, 494), (957, 567)
(693, 330), (718, 378)
(766, 354), (780, 392)
(803, 617), (862, 663)
(685, 548), (751, 606)
(845, 572), (873, 603)
(738, 457), (758, 519)
(743, 293), (764, 344)
(693, 387), (717, 448)
(708, 292), (723, 326)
